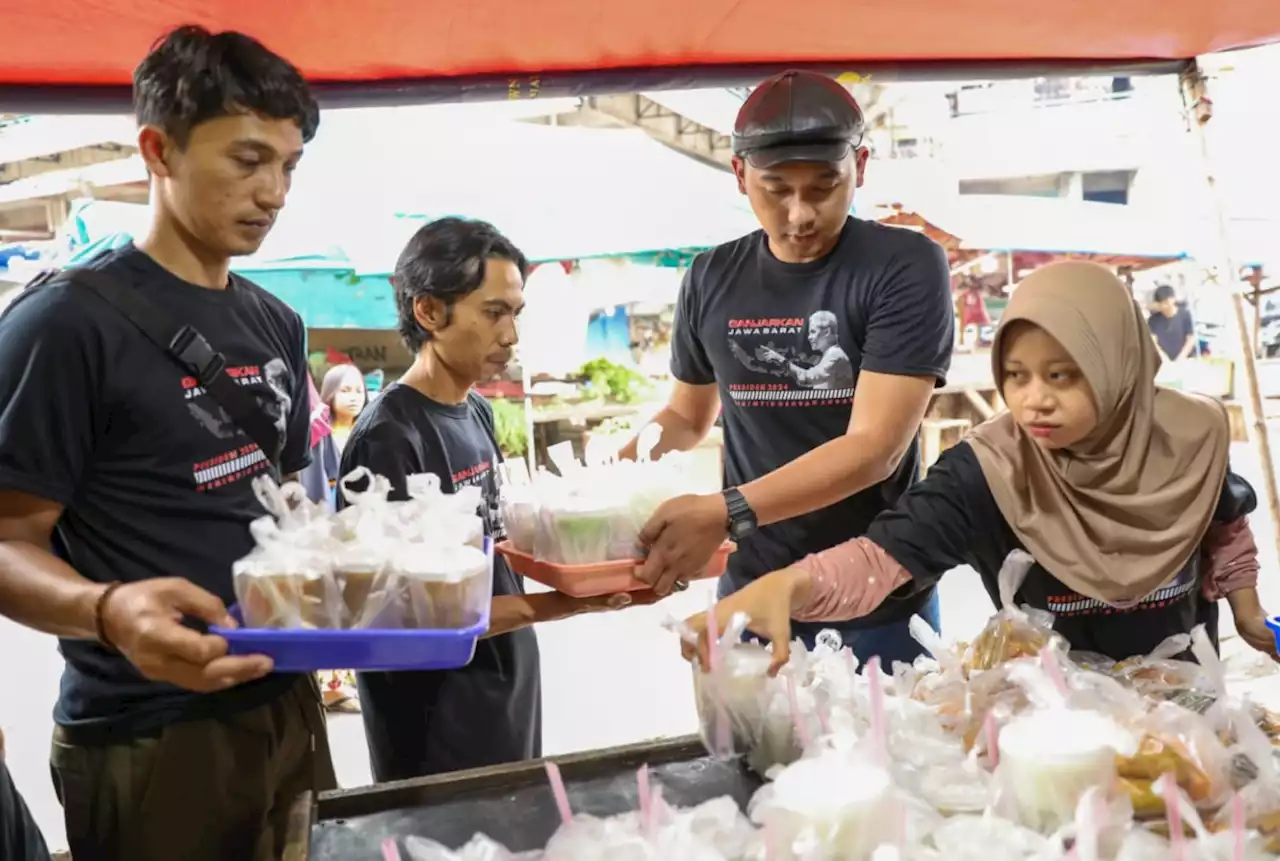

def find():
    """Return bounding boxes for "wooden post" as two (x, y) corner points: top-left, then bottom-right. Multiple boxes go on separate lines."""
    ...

(1180, 62), (1280, 559)
(1245, 265), (1266, 359)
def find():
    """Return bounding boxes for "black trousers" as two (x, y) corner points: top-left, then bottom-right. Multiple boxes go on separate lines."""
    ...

(1, 756), (51, 861)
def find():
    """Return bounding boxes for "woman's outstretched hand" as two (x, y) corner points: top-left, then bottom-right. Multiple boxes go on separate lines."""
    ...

(679, 566), (811, 676)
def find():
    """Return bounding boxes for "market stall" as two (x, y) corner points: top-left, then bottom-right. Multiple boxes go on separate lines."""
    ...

(10, 3), (1280, 860)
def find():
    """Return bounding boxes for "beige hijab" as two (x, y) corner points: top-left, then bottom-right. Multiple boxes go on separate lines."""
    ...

(967, 262), (1230, 606)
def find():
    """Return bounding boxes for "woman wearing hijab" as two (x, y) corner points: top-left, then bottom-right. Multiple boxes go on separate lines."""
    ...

(683, 261), (1272, 670)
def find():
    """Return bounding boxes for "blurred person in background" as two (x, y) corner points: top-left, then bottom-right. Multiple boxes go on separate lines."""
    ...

(1148, 284), (1198, 363)
(298, 372), (359, 712)
(299, 372), (340, 507)
(321, 362), (368, 451)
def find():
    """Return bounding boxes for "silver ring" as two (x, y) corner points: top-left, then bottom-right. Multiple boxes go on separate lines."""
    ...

(673, 579), (690, 592)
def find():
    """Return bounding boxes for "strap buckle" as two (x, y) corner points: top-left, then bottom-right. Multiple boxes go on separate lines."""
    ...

(169, 325), (226, 388)
(24, 268), (62, 292)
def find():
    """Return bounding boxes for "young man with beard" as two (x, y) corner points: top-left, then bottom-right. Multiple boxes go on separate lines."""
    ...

(0, 26), (334, 861)
(626, 71), (955, 667)
(340, 218), (657, 781)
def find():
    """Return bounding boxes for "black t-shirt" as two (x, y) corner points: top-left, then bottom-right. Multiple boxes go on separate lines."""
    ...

(866, 442), (1256, 660)
(670, 216), (954, 633)
(0, 245), (312, 742)
(338, 383), (541, 780)
(1148, 306), (1196, 359)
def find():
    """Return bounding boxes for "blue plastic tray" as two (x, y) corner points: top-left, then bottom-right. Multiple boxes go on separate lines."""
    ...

(211, 540), (493, 672)
(1267, 615), (1280, 654)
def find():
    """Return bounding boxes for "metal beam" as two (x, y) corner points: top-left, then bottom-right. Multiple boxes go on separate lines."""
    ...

(0, 58), (1187, 114)
(575, 93), (733, 169)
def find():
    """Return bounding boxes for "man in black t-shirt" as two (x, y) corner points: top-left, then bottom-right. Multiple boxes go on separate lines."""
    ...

(624, 71), (954, 667)
(1147, 284), (1197, 362)
(340, 218), (657, 780)
(0, 27), (334, 861)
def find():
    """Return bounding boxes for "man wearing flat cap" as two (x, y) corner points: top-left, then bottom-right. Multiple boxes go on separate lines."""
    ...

(623, 70), (954, 665)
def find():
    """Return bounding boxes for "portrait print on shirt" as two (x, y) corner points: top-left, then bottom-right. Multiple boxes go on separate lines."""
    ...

(183, 356), (295, 492)
(725, 309), (856, 408)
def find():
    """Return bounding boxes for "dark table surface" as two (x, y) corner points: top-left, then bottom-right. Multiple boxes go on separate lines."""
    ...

(304, 736), (762, 859)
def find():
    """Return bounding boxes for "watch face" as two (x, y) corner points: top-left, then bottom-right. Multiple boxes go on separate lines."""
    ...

(730, 517), (755, 541)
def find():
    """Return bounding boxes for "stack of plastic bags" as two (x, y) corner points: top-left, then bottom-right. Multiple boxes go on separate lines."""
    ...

(233, 468), (492, 631)
(499, 425), (699, 565)
(395, 548), (1280, 859)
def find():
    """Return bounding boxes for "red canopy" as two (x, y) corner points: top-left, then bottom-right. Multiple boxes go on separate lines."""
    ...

(5, 1), (1280, 105)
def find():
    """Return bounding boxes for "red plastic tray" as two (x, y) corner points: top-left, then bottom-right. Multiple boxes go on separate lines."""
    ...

(496, 541), (735, 598)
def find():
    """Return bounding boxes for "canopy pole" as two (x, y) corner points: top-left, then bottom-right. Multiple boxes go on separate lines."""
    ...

(1179, 61), (1280, 558)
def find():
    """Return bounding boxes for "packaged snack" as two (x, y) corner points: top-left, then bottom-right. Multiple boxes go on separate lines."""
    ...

(1117, 701), (1233, 816)
(963, 551), (1064, 673)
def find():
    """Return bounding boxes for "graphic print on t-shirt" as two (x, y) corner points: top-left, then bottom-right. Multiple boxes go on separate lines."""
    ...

(451, 457), (507, 540)
(1045, 562), (1197, 617)
(725, 310), (855, 408)
(182, 357), (293, 491)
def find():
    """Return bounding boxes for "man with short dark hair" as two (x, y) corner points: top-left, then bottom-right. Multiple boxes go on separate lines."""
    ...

(625, 71), (955, 666)
(341, 217), (656, 780)
(1148, 284), (1197, 362)
(0, 26), (334, 860)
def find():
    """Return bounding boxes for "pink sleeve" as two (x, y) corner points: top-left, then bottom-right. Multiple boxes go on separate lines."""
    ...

(791, 537), (913, 622)
(1200, 516), (1259, 601)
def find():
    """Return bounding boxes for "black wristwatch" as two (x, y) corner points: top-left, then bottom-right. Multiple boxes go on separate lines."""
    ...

(722, 487), (758, 541)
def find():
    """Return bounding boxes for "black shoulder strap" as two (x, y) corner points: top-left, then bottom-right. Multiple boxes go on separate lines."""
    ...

(46, 266), (284, 465)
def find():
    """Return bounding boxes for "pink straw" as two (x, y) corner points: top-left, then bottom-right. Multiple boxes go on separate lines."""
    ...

(984, 711), (1000, 768)
(1231, 791), (1246, 861)
(786, 671), (813, 749)
(637, 765), (653, 835)
(381, 838), (401, 861)
(651, 784), (668, 821)
(866, 655), (888, 765)
(1038, 645), (1070, 698)
(1163, 772), (1184, 861)
(544, 761), (574, 827)
(703, 596), (734, 755)
(705, 595), (721, 674)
